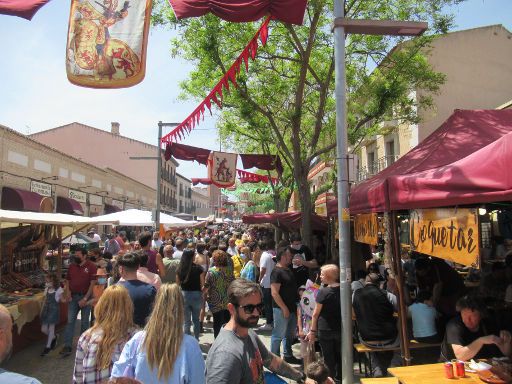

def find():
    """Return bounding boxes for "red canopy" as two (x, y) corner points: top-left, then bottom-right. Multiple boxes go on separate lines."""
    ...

(168, 0), (307, 25)
(0, 0), (49, 20)
(349, 109), (512, 214)
(242, 211), (328, 231)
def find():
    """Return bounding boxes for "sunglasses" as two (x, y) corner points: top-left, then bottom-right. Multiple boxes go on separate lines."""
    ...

(235, 302), (264, 315)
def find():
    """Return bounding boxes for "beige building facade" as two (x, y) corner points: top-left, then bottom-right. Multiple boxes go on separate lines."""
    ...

(0, 124), (156, 216)
(191, 187), (212, 218)
(357, 25), (512, 182)
(29, 122), (180, 213)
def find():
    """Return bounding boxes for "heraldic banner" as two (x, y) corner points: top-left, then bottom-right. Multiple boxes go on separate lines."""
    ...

(66, 0), (152, 88)
(208, 151), (238, 188)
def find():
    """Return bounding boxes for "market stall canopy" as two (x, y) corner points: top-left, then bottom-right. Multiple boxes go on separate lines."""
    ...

(242, 211), (328, 232)
(349, 109), (512, 214)
(0, 209), (118, 227)
(56, 196), (84, 215)
(91, 209), (196, 227)
(61, 233), (97, 245)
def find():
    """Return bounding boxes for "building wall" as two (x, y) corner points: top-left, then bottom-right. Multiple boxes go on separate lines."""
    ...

(0, 125), (156, 216)
(29, 122), (177, 213)
(191, 188), (212, 217)
(357, 25), (512, 181)
(176, 173), (192, 214)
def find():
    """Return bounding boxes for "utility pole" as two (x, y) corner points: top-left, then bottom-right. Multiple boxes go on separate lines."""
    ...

(129, 121), (178, 233)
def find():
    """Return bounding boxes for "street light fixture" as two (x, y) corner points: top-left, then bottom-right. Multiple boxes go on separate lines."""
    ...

(333, 9), (427, 384)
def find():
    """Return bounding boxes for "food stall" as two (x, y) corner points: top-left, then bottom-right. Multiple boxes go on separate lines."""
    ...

(0, 209), (117, 352)
(345, 109), (512, 381)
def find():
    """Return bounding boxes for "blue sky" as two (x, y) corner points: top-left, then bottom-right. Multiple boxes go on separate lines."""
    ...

(0, 0), (510, 179)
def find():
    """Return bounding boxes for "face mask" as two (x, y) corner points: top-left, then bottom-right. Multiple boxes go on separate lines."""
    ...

(89, 256), (97, 262)
(240, 253), (247, 260)
(97, 277), (107, 285)
(291, 244), (301, 250)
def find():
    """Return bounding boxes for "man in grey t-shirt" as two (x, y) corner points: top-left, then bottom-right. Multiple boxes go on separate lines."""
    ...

(206, 279), (304, 384)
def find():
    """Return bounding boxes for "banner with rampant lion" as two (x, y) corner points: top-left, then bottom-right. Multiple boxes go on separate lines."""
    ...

(208, 151), (238, 188)
(66, 0), (152, 88)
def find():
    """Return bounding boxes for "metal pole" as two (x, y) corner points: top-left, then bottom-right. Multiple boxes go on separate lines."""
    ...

(334, 1), (353, 383)
(156, 122), (163, 233)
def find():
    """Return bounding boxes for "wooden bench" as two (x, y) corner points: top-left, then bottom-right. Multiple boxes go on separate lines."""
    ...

(360, 378), (398, 384)
(354, 341), (442, 377)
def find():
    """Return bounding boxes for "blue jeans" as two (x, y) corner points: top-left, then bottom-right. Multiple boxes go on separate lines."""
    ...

(182, 290), (202, 339)
(271, 307), (297, 358)
(63, 293), (91, 348)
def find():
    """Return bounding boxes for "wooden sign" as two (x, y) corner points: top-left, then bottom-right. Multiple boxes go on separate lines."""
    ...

(354, 213), (379, 245)
(409, 208), (479, 267)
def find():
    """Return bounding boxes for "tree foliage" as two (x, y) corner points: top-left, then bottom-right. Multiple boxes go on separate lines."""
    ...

(153, 0), (465, 243)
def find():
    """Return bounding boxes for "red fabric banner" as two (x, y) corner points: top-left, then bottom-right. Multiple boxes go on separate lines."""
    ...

(0, 0), (49, 20)
(161, 16), (271, 143)
(166, 142), (211, 165)
(192, 178), (212, 186)
(168, 0), (307, 25)
(240, 154), (283, 175)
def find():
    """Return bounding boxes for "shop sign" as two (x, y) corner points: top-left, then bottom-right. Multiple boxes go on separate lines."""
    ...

(69, 189), (86, 203)
(30, 181), (52, 197)
(112, 199), (124, 210)
(89, 194), (103, 206)
(354, 213), (379, 245)
(409, 208), (479, 267)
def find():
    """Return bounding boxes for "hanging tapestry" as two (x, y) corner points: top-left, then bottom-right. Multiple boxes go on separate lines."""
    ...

(0, 0), (49, 20)
(240, 153), (283, 175)
(208, 151), (238, 188)
(167, 142), (211, 165)
(66, 0), (152, 88)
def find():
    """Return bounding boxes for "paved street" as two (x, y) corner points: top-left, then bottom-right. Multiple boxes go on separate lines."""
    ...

(2, 316), (364, 383)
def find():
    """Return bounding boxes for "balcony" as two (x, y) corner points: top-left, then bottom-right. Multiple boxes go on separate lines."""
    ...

(356, 155), (399, 182)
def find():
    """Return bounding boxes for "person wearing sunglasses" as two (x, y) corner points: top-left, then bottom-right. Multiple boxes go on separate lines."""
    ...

(206, 279), (304, 384)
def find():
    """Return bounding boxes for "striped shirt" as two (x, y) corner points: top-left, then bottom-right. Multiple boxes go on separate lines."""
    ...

(73, 327), (138, 384)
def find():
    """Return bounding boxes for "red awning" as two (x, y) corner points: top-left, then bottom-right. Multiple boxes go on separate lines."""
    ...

(349, 109), (512, 214)
(242, 211), (328, 232)
(104, 203), (121, 214)
(1, 187), (43, 212)
(168, 0), (307, 25)
(0, 0), (49, 20)
(56, 196), (84, 215)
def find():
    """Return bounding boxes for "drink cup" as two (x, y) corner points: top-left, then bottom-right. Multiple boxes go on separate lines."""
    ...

(444, 362), (454, 379)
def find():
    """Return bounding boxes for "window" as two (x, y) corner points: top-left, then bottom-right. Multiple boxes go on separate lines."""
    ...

(367, 151), (375, 173)
(385, 140), (395, 167)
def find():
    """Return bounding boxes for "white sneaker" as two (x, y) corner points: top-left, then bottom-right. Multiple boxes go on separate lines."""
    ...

(257, 323), (273, 331)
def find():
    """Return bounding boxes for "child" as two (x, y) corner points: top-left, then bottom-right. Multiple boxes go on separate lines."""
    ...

(407, 290), (440, 343)
(305, 361), (335, 384)
(40, 273), (64, 356)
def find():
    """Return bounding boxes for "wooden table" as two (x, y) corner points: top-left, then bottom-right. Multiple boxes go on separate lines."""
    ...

(388, 363), (483, 384)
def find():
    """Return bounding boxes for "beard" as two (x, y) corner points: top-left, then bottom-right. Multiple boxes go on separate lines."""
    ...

(235, 311), (260, 329)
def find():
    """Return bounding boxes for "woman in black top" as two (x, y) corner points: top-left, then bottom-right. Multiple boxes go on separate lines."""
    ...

(308, 264), (341, 381)
(177, 249), (205, 340)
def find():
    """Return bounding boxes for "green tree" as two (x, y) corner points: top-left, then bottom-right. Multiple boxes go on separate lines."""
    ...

(153, 0), (464, 245)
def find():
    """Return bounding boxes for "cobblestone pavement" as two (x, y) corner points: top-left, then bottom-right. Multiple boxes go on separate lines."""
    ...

(1, 317), (363, 383)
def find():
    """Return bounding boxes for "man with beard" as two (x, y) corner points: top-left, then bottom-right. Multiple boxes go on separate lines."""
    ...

(0, 305), (42, 383)
(206, 279), (304, 384)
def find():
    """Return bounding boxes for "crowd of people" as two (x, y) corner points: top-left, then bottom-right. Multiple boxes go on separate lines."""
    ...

(0, 225), (343, 384)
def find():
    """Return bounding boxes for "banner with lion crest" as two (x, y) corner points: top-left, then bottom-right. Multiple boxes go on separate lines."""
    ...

(208, 151), (238, 188)
(66, 0), (152, 88)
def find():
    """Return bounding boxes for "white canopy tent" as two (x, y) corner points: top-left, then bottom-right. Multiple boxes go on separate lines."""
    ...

(0, 209), (118, 228)
(91, 209), (196, 227)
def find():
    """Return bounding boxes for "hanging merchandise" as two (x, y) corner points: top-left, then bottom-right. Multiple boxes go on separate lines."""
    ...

(168, 0), (307, 25)
(208, 151), (238, 188)
(161, 16), (271, 143)
(0, 0), (49, 20)
(66, 0), (153, 88)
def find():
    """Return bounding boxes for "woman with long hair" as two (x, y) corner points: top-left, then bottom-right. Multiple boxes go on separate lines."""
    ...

(110, 284), (205, 383)
(73, 285), (137, 383)
(203, 250), (234, 338)
(176, 249), (205, 340)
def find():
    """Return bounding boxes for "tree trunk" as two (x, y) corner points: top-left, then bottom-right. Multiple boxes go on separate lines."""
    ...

(296, 170), (313, 247)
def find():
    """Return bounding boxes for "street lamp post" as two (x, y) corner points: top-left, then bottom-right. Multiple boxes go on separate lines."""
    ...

(129, 121), (178, 233)
(333, 4), (427, 383)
